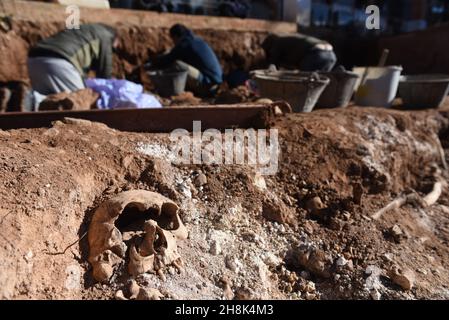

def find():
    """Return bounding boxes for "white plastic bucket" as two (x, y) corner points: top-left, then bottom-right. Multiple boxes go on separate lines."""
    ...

(352, 66), (403, 107)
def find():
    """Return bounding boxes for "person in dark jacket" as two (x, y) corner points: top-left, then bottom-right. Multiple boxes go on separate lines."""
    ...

(28, 23), (119, 95)
(262, 33), (337, 72)
(152, 24), (223, 96)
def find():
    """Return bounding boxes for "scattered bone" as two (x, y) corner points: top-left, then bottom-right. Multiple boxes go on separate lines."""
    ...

(372, 179), (446, 220)
(371, 195), (407, 220)
(88, 190), (188, 282)
(423, 181), (444, 206)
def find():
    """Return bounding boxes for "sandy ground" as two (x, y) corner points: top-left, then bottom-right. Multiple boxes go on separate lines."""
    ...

(0, 105), (448, 300)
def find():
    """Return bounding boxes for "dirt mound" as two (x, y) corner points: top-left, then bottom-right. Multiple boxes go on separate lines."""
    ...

(1, 107), (449, 300)
(39, 89), (99, 111)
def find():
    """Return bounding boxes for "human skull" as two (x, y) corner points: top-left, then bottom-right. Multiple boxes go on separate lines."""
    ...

(88, 190), (188, 283)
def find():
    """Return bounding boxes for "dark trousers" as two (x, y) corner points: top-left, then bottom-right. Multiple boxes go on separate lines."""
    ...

(300, 49), (337, 72)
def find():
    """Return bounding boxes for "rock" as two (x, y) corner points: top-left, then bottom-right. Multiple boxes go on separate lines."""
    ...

(252, 172), (267, 191)
(128, 279), (140, 299)
(388, 224), (406, 243)
(370, 289), (381, 300)
(115, 290), (128, 300)
(209, 240), (222, 256)
(194, 173), (208, 187)
(303, 220), (315, 235)
(225, 255), (242, 273)
(262, 252), (281, 267)
(136, 288), (164, 300)
(388, 266), (415, 291)
(305, 196), (325, 216)
(39, 88), (99, 111)
(223, 283), (234, 300)
(142, 158), (178, 198)
(336, 256), (348, 267)
(169, 91), (201, 106)
(234, 287), (253, 300)
(262, 198), (295, 225)
(296, 247), (333, 278)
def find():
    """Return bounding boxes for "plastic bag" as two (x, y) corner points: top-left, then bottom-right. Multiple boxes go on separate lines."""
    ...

(85, 78), (162, 109)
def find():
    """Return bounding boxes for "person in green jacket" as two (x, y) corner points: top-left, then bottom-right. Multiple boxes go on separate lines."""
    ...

(27, 23), (119, 95)
(262, 33), (337, 72)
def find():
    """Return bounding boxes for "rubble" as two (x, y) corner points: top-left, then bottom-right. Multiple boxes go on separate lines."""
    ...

(39, 89), (99, 111)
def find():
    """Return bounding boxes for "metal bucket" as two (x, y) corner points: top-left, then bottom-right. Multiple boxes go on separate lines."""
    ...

(353, 66), (402, 107)
(398, 74), (449, 109)
(253, 70), (330, 113)
(315, 70), (359, 109)
(147, 70), (188, 97)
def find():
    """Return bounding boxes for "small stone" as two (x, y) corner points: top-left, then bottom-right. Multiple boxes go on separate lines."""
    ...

(296, 247), (333, 278)
(303, 221), (315, 235)
(304, 292), (316, 300)
(306, 197), (324, 212)
(388, 266), (415, 291)
(382, 253), (394, 262)
(417, 268), (427, 275)
(336, 256), (348, 267)
(388, 224), (405, 243)
(209, 240), (222, 256)
(128, 279), (140, 299)
(262, 198), (295, 225)
(370, 289), (381, 300)
(223, 283), (234, 300)
(225, 255), (242, 273)
(136, 288), (164, 300)
(194, 173), (208, 187)
(234, 287), (252, 300)
(253, 172), (267, 191)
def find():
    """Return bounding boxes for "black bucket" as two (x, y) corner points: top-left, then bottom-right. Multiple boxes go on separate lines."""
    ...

(147, 70), (188, 97)
(398, 74), (449, 109)
(315, 70), (359, 109)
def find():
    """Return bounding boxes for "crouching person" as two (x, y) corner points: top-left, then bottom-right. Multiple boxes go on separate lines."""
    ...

(152, 24), (223, 97)
(27, 23), (119, 106)
(262, 33), (337, 72)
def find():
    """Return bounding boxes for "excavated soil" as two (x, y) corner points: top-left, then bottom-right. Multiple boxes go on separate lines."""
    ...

(1, 105), (449, 300)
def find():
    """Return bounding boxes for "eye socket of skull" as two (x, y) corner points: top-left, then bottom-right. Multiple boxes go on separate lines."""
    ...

(114, 202), (179, 232)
